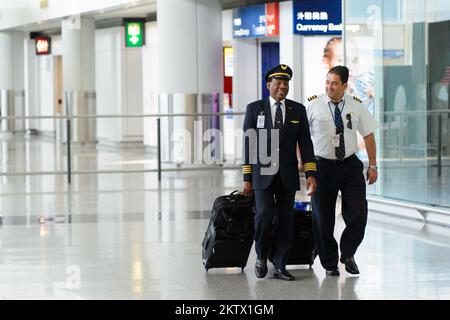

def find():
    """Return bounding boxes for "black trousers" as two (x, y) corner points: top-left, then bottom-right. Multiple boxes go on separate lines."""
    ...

(311, 155), (368, 269)
(254, 173), (296, 270)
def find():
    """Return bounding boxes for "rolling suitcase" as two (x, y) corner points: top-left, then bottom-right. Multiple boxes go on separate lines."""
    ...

(202, 191), (254, 271)
(287, 201), (317, 267)
(269, 200), (317, 268)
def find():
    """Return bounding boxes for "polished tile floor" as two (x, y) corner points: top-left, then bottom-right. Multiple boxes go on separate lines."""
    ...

(1, 166), (450, 300)
(1, 135), (450, 300)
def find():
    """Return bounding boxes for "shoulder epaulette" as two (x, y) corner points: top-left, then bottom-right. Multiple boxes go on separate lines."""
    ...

(307, 95), (318, 102)
(352, 96), (362, 103)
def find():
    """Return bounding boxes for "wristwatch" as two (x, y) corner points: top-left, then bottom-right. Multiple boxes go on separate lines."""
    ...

(368, 165), (378, 170)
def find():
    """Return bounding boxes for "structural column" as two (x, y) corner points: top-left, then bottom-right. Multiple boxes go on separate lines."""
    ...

(279, 1), (302, 102)
(62, 17), (96, 144)
(0, 31), (25, 132)
(157, 0), (223, 163)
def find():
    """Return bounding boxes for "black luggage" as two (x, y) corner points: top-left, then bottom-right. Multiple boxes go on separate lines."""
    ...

(202, 191), (254, 271)
(269, 201), (317, 268)
(287, 201), (317, 267)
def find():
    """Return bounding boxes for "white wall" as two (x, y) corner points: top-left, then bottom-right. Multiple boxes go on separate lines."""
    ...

(24, 38), (39, 131)
(52, 36), (62, 56)
(279, 1), (302, 102)
(38, 55), (55, 133)
(24, 45), (55, 133)
(0, 32), (14, 89)
(222, 10), (233, 43)
(95, 26), (143, 145)
(95, 27), (123, 143)
(157, 0), (197, 94)
(197, 0), (223, 94)
(232, 38), (258, 113)
(232, 38), (258, 140)
(143, 22), (158, 148)
(123, 46), (144, 143)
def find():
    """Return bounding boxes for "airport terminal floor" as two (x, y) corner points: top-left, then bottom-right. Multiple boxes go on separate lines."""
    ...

(1, 137), (450, 300)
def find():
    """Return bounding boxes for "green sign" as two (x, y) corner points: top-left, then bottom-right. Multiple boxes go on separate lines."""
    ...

(125, 20), (145, 47)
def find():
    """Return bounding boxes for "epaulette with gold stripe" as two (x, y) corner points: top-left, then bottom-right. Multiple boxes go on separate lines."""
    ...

(352, 96), (362, 103)
(303, 162), (317, 172)
(307, 95), (318, 102)
(242, 165), (252, 175)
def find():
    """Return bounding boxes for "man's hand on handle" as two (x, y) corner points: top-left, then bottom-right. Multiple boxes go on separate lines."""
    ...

(305, 176), (317, 196)
(242, 181), (253, 197)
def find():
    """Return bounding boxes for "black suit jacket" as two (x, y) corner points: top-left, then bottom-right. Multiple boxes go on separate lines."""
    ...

(242, 97), (317, 190)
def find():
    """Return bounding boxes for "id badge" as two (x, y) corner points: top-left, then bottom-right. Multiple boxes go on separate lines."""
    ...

(257, 115), (265, 128)
(332, 134), (341, 147)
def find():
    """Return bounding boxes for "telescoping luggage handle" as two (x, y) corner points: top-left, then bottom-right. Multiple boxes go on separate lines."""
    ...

(226, 190), (242, 201)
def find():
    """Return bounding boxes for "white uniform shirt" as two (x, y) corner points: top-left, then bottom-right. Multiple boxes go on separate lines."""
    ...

(306, 93), (379, 160)
(269, 96), (286, 127)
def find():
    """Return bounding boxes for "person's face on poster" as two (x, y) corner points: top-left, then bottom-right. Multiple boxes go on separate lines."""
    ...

(322, 39), (343, 72)
(322, 37), (360, 84)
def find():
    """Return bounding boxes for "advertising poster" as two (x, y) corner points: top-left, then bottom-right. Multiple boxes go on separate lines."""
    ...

(302, 34), (374, 155)
(232, 2), (279, 38)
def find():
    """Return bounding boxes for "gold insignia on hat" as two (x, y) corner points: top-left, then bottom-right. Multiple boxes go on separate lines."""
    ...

(280, 64), (287, 70)
(269, 72), (290, 78)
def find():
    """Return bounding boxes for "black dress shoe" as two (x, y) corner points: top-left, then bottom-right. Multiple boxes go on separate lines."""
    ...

(273, 268), (295, 281)
(255, 258), (268, 278)
(325, 267), (340, 276)
(340, 256), (360, 275)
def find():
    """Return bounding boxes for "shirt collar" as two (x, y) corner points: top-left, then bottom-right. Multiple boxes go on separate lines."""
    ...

(269, 96), (285, 107)
(326, 93), (346, 104)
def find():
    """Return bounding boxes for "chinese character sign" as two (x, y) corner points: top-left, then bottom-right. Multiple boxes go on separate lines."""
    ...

(35, 36), (51, 55)
(293, 0), (342, 35)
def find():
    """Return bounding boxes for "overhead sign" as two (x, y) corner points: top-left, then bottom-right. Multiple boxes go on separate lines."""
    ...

(293, 0), (342, 35)
(124, 19), (145, 47)
(233, 2), (279, 38)
(35, 36), (51, 55)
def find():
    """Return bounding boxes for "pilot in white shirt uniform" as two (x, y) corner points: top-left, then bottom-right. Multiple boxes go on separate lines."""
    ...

(305, 65), (379, 277)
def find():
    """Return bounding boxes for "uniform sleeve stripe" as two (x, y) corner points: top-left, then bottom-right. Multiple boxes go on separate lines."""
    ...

(303, 162), (317, 171)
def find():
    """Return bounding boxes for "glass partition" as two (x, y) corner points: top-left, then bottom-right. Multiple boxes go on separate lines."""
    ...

(344, 0), (450, 208)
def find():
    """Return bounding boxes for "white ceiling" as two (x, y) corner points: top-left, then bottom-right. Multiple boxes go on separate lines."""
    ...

(10, 1), (156, 33)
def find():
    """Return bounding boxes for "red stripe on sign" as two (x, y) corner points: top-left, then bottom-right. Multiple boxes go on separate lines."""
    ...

(265, 2), (279, 37)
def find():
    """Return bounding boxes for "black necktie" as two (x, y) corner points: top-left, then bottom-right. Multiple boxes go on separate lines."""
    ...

(275, 101), (283, 130)
(333, 101), (345, 160)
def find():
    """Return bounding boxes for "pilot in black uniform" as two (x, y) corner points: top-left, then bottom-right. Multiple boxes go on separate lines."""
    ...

(242, 64), (317, 281)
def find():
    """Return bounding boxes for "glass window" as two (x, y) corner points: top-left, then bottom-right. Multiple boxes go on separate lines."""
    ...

(344, 0), (450, 208)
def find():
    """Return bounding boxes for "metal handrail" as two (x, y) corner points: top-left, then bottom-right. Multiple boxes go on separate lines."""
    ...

(0, 112), (245, 120)
(381, 109), (450, 116)
(0, 111), (246, 183)
(1, 109), (448, 180)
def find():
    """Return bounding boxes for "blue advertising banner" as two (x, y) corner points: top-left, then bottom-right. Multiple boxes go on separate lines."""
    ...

(293, 0), (342, 35)
(233, 3), (279, 38)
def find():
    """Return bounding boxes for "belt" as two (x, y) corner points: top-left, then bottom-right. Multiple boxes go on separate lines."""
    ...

(315, 154), (357, 165)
